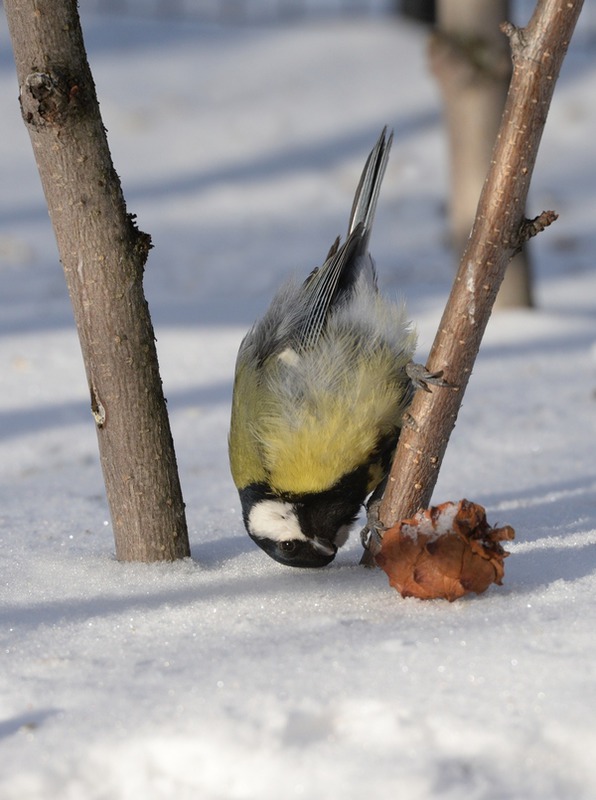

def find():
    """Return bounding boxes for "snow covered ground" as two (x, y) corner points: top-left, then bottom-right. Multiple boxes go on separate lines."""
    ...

(1, 5), (596, 798)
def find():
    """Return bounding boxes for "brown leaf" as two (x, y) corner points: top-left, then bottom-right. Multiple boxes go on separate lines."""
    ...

(375, 500), (514, 601)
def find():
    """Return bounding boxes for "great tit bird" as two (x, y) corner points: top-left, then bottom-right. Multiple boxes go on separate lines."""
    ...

(229, 128), (433, 568)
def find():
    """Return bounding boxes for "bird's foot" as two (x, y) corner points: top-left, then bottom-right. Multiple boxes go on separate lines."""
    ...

(406, 361), (453, 393)
(360, 496), (386, 552)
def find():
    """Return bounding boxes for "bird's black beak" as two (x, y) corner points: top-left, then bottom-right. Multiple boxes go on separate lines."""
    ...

(250, 535), (337, 568)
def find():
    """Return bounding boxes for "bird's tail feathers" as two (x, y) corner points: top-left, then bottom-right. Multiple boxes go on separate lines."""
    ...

(347, 127), (393, 241)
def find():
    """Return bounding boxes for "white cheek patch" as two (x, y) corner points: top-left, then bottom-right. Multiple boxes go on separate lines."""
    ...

(248, 500), (307, 543)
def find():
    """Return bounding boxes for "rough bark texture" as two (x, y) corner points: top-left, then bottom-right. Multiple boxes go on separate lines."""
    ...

(431, 0), (534, 308)
(5, 0), (190, 561)
(371, 0), (583, 549)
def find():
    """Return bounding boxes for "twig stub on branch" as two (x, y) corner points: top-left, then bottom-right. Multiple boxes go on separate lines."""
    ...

(500, 21), (528, 60)
(517, 210), (559, 249)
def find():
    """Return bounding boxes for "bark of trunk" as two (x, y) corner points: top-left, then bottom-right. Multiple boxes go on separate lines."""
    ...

(5, 0), (190, 562)
(431, 0), (534, 308)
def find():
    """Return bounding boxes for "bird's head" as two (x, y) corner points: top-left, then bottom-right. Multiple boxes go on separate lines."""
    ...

(239, 485), (356, 568)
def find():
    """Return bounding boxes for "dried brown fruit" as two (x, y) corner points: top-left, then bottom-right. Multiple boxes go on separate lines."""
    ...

(375, 499), (514, 601)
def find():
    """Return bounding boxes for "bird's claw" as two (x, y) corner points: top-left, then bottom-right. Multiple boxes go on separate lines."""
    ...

(360, 496), (386, 553)
(406, 361), (453, 393)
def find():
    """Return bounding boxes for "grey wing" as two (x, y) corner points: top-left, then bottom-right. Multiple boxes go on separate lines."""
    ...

(297, 225), (365, 350)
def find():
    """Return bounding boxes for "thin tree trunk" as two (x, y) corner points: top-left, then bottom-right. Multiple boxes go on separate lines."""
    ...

(365, 0), (583, 559)
(431, 0), (534, 308)
(5, 0), (190, 562)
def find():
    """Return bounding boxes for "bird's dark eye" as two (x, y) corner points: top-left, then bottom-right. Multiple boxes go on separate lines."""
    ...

(279, 540), (297, 553)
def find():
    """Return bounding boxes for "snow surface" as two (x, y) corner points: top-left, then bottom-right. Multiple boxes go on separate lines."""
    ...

(2, 6), (596, 799)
